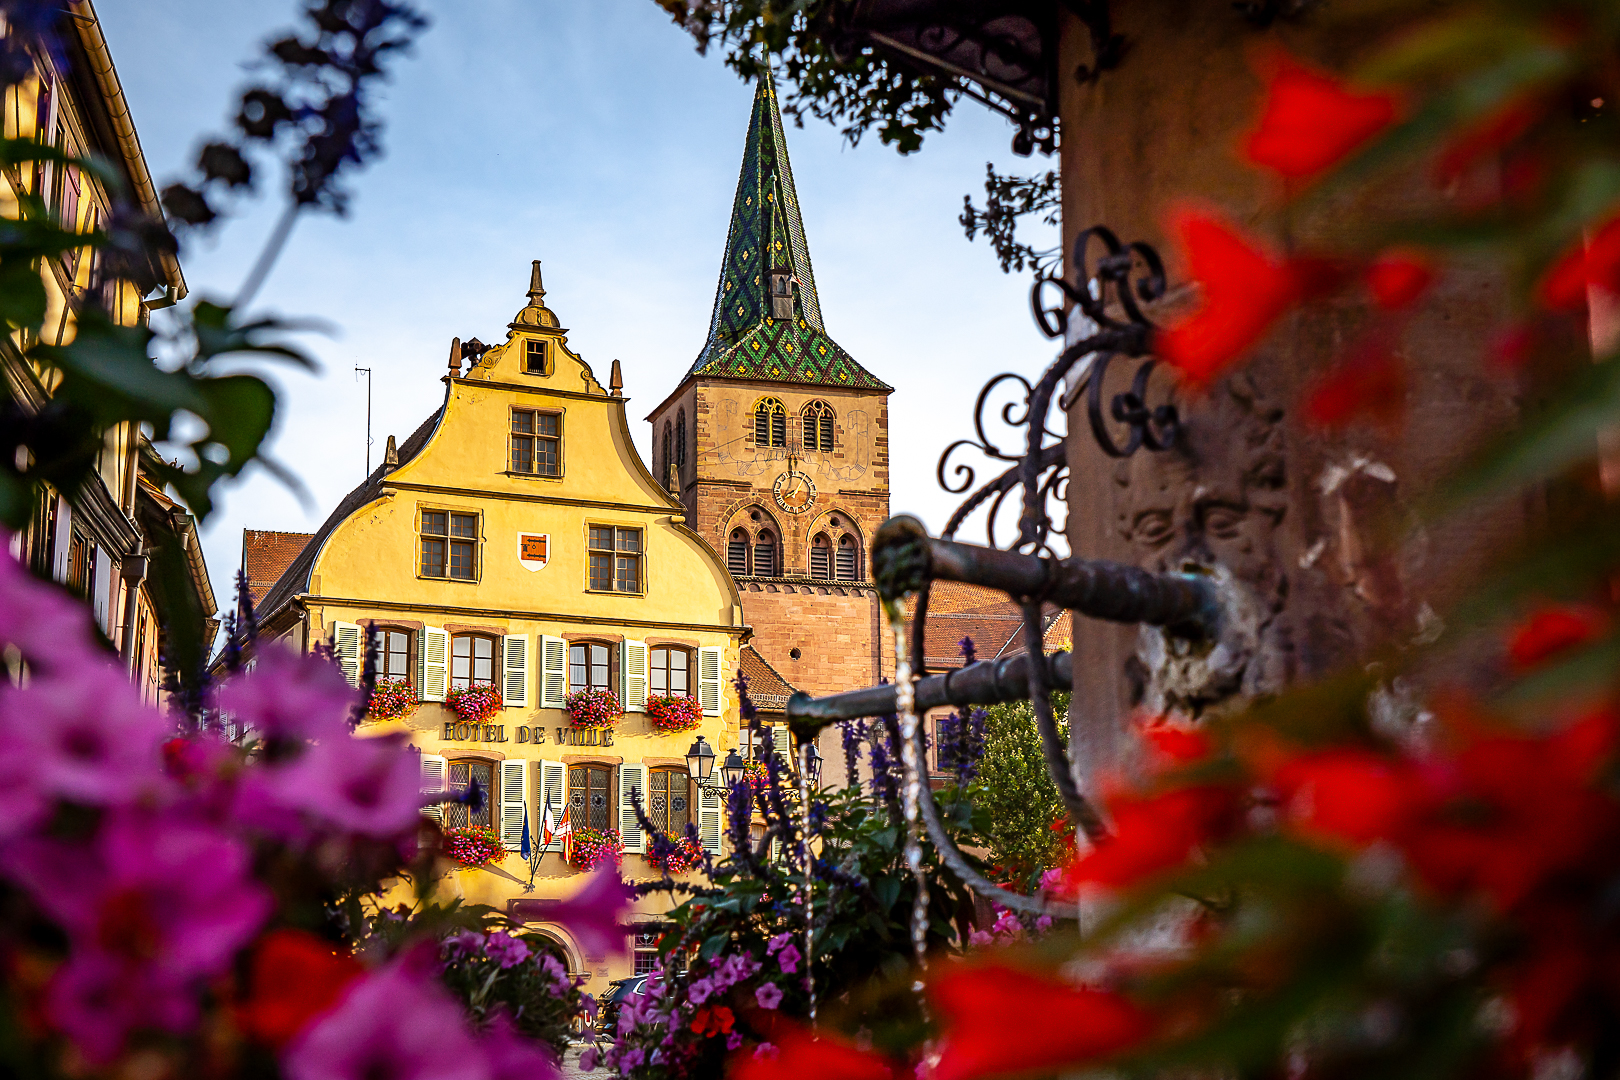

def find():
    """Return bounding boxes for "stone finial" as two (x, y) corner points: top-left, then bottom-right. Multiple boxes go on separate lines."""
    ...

(448, 336), (461, 376)
(610, 358), (623, 397)
(667, 462), (678, 495)
(528, 260), (545, 302)
(383, 435), (398, 468)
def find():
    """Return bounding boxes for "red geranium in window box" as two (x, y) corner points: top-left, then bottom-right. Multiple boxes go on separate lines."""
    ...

(443, 825), (506, 868)
(364, 676), (417, 722)
(445, 684), (502, 724)
(566, 689), (623, 729)
(646, 694), (702, 734)
(647, 835), (704, 874)
(568, 827), (623, 871)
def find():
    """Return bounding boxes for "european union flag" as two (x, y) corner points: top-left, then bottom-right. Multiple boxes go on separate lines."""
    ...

(519, 805), (532, 861)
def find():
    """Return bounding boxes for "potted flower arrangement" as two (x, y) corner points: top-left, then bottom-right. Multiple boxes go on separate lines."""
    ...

(647, 835), (703, 874)
(443, 825), (506, 868)
(565, 688), (623, 729)
(645, 693), (702, 734)
(365, 676), (417, 721)
(741, 759), (770, 793)
(445, 683), (502, 723)
(568, 827), (623, 871)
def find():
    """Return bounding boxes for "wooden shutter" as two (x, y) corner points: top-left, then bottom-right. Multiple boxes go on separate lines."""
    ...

(621, 639), (648, 713)
(502, 634), (529, 707)
(419, 753), (447, 823)
(698, 646), (723, 716)
(540, 635), (567, 708)
(618, 763), (648, 854)
(332, 622), (362, 687)
(698, 786), (724, 856)
(500, 759), (529, 851)
(419, 627), (449, 701)
(540, 760), (567, 851)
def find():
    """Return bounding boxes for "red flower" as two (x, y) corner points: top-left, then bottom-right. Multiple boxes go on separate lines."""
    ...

(1271, 749), (1422, 847)
(236, 928), (363, 1047)
(730, 1023), (892, 1080)
(1507, 604), (1607, 670)
(1242, 55), (1398, 180)
(1537, 213), (1620, 312)
(1139, 718), (1212, 764)
(931, 964), (1152, 1080)
(1157, 211), (1303, 385)
(1064, 785), (1233, 890)
(1366, 253), (1435, 310)
(690, 1005), (735, 1038)
(1302, 346), (1405, 429)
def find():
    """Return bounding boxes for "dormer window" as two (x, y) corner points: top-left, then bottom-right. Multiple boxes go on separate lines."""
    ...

(525, 339), (551, 375)
(511, 408), (561, 477)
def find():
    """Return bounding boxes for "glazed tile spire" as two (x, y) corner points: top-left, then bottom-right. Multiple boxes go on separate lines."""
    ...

(689, 75), (890, 391)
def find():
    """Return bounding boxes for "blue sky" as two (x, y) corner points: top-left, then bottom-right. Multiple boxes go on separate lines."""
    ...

(98, 0), (1062, 605)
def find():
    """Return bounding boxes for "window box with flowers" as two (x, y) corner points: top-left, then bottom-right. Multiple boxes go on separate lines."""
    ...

(646, 835), (703, 874)
(365, 677), (418, 722)
(565, 688), (623, 730)
(567, 827), (623, 871)
(443, 825), (506, 868)
(645, 693), (702, 734)
(445, 684), (502, 724)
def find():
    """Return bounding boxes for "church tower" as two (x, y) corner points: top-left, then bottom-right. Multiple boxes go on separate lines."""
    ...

(647, 75), (893, 705)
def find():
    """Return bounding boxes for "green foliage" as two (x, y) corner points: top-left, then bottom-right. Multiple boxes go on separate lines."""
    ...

(959, 165), (1061, 275)
(650, 0), (957, 153)
(968, 693), (1069, 884)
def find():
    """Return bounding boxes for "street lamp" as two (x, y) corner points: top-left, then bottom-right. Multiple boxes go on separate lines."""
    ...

(684, 735), (716, 786)
(804, 743), (822, 786)
(721, 749), (747, 790)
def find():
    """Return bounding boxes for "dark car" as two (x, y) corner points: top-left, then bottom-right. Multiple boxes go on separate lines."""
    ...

(597, 974), (650, 1035)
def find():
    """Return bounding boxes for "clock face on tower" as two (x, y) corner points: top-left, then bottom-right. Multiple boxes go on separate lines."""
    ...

(772, 470), (816, 514)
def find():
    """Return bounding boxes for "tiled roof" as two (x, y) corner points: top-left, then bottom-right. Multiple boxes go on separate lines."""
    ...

(241, 530), (313, 609)
(903, 581), (1066, 670)
(738, 644), (796, 713)
(687, 76), (889, 393)
(254, 407), (445, 622)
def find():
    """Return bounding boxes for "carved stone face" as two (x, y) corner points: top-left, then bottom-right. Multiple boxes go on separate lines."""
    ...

(1113, 373), (1288, 611)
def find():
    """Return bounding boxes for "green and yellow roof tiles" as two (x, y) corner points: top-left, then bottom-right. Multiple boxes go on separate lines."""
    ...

(688, 75), (889, 393)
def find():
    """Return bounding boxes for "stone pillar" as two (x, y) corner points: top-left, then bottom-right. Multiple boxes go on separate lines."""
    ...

(1053, 4), (1554, 785)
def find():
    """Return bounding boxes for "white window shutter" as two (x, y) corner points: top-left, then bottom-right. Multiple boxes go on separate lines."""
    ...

(419, 753), (447, 823)
(697, 646), (723, 716)
(621, 639), (648, 713)
(502, 634), (529, 708)
(618, 763), (648, 854)
(540, 760), (567, 852)
(698, 786), (724, 856)
(540, 635), (567, 708)
(421, 627), (449, 702)
(772, 724), (792, 761)
(500, 759), (528, 851)
(332, 622), (362, 687)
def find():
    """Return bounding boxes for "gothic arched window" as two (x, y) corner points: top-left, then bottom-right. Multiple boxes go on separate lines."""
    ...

(753, 530), (777, 577)
(810, 533), (832, 580)
(754, 398), (786, 448)
(676, 407), (687, 466)
(836, 534), (860, 581)
(661, 421), (673, 481)
(728, 528), (750, 576)
(802, 400), (834, 452)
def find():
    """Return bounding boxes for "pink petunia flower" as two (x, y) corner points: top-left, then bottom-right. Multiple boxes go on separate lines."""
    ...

(217, 644), (357, 741)
(236, 730), (425, 841)
(481, 1011), (559, 1080)
(5, 664), (171, 808)
(548, 866), (633, 960)
(755, 982), (784, 1010)
(485, 931), (530, 970)
(775, 943), (801, 975)
(46, 950), (199, 1063)
(284, 951), (488, 1080)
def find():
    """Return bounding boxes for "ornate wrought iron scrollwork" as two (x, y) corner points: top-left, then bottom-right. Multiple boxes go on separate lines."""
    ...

(938, 224), (1179, 556)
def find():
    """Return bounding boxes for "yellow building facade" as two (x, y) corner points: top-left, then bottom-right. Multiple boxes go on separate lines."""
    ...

(251, 266), (745, 992)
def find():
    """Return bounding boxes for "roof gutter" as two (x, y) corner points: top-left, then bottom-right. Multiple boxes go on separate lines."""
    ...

(67, 0), (187, 302)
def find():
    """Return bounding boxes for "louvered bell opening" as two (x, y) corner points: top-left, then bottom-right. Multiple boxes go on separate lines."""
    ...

(753, 535), (776, 577)
(810, 536), (832, 580)
(836, 536), (858, 581)
(728, 531), (750, 576)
